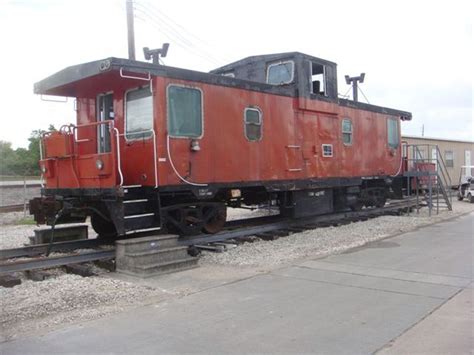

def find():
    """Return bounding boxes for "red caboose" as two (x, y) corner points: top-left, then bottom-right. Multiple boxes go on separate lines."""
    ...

(30, 52), (411, 236)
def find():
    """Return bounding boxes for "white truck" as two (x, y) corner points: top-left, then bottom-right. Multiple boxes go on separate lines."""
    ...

(457, 165), (474, 203)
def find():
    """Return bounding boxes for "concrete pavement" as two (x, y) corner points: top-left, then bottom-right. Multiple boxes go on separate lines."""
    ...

(1, 213), (472, 354)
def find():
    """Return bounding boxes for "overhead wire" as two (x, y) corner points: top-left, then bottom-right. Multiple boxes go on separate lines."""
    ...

(133, 1), (229, 66)
(135, 0), (232, 63)
(134, 12), (222, 66)
(133, 9), (222, 66)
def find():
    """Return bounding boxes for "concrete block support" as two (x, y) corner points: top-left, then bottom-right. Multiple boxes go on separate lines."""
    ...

(116, 234), (198, 277)
(31, 226), (88, 245)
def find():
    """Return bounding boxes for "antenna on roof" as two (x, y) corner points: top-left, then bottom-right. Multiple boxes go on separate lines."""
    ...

(143, 43), (170, 65)
(345, 73), (365, 102)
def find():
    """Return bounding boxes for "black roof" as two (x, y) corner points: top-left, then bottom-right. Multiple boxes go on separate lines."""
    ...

(34, 57), (295, 98)
(34, 55), (411, 120)
(210, 51), (337, 74)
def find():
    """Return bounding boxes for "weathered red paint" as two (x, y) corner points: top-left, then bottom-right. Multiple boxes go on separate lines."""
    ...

(40, 71), (402, 189)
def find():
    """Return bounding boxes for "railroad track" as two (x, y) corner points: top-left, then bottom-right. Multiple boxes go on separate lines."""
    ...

(179, 198), (419, 249)
(0, 204), (27, 213)
(0, 238), (114, 275)
(0, 198), (418, 276)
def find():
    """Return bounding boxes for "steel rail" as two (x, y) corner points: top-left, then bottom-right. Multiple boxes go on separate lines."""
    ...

(0, 250), (115, 274)
(0, 238), (107, 260)
(179, 199), (417, 247)
(0, 183), (42, 189)
(0, 204), (26, 213)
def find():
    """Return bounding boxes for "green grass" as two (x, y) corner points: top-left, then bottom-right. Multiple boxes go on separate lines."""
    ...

(15, 217), (36, 225)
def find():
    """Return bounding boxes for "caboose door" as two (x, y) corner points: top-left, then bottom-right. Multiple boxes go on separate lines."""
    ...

(120, 85), (159, 187)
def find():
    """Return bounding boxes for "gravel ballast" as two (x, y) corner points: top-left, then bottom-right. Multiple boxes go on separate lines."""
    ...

(0, 274), (170, 341)
(200, 201), (474, 267)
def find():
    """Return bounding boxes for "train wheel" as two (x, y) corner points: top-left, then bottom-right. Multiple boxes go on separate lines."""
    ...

(375, 196), (387, 208)
(91, 213), (117, 239)
(202, 204), (227, 234)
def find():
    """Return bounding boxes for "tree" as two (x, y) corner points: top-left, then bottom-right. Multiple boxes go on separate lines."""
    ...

(0, 141), (17, 175)
(0, 125), (56, 176)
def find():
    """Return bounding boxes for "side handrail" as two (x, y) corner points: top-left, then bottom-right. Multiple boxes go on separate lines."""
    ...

(40, 121), (124, 188)
(113, 128), (124, 186)
(119, 68), (151, 81)
(72, 120), (124, 188)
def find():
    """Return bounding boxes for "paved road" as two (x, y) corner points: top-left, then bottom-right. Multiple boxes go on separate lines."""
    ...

(2, 214), (473, 354)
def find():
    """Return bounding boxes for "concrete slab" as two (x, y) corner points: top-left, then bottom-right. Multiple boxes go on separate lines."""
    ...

(108, 264), (263, 295)
(297, 260), (471, 288)
(0, 273), (446, 354)
(378, 287), (473, 354)
(320, 214), (473, 279)
(274, 266), (461, 299)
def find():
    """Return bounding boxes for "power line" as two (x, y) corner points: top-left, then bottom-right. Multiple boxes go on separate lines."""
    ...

(134, 12), (222, 66)
(138, 0), (212, 47)
(133, 0), (231, 65)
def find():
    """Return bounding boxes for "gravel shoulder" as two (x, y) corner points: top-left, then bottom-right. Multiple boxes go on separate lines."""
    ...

(1, 201), (473, 342)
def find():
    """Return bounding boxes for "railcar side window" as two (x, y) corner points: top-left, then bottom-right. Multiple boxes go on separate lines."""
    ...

(267, 61), (294, 85)
(167, 85), (203, 138)
(322, 144), (333, 157)
(244, 108), (262, 141)
(387, 118), (399, 149)
(342, 118), (353, 145)
(125, 86), (153, 140)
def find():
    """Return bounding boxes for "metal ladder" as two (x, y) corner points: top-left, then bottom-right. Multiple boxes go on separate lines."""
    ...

(403, 144), (452, 215)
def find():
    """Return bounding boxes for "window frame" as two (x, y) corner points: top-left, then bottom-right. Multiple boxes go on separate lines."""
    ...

(166, 83), (204, 139)
(387, 117), (400, 149)
(309, 61), (327, 96)
(341, 118), (353, 146)
(266, 60), (295, 85)
(322, 144), (333, 157)
(124, 86), (154, 142)
(444, 150), (454, 167)
(96, 91), (114, 152)
(243, 106), (263, 142)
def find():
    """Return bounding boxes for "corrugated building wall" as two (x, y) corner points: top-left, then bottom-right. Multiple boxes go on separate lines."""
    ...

(402, 135), (474, 186)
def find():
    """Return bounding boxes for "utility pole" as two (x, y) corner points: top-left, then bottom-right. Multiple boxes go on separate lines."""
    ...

(345, 73), (365, 102)
(126, 0), (136, 60)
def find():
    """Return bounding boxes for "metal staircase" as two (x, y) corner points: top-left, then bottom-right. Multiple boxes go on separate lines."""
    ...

(123, 185), (161, 233)
(403, 143), (453, 215)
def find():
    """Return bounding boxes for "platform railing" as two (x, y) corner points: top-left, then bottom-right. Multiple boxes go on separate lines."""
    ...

(403, 143), (452, 215)
(40, 121), (124, 188)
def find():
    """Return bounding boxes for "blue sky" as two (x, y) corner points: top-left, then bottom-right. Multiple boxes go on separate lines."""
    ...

(0, 0), (472, 147)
